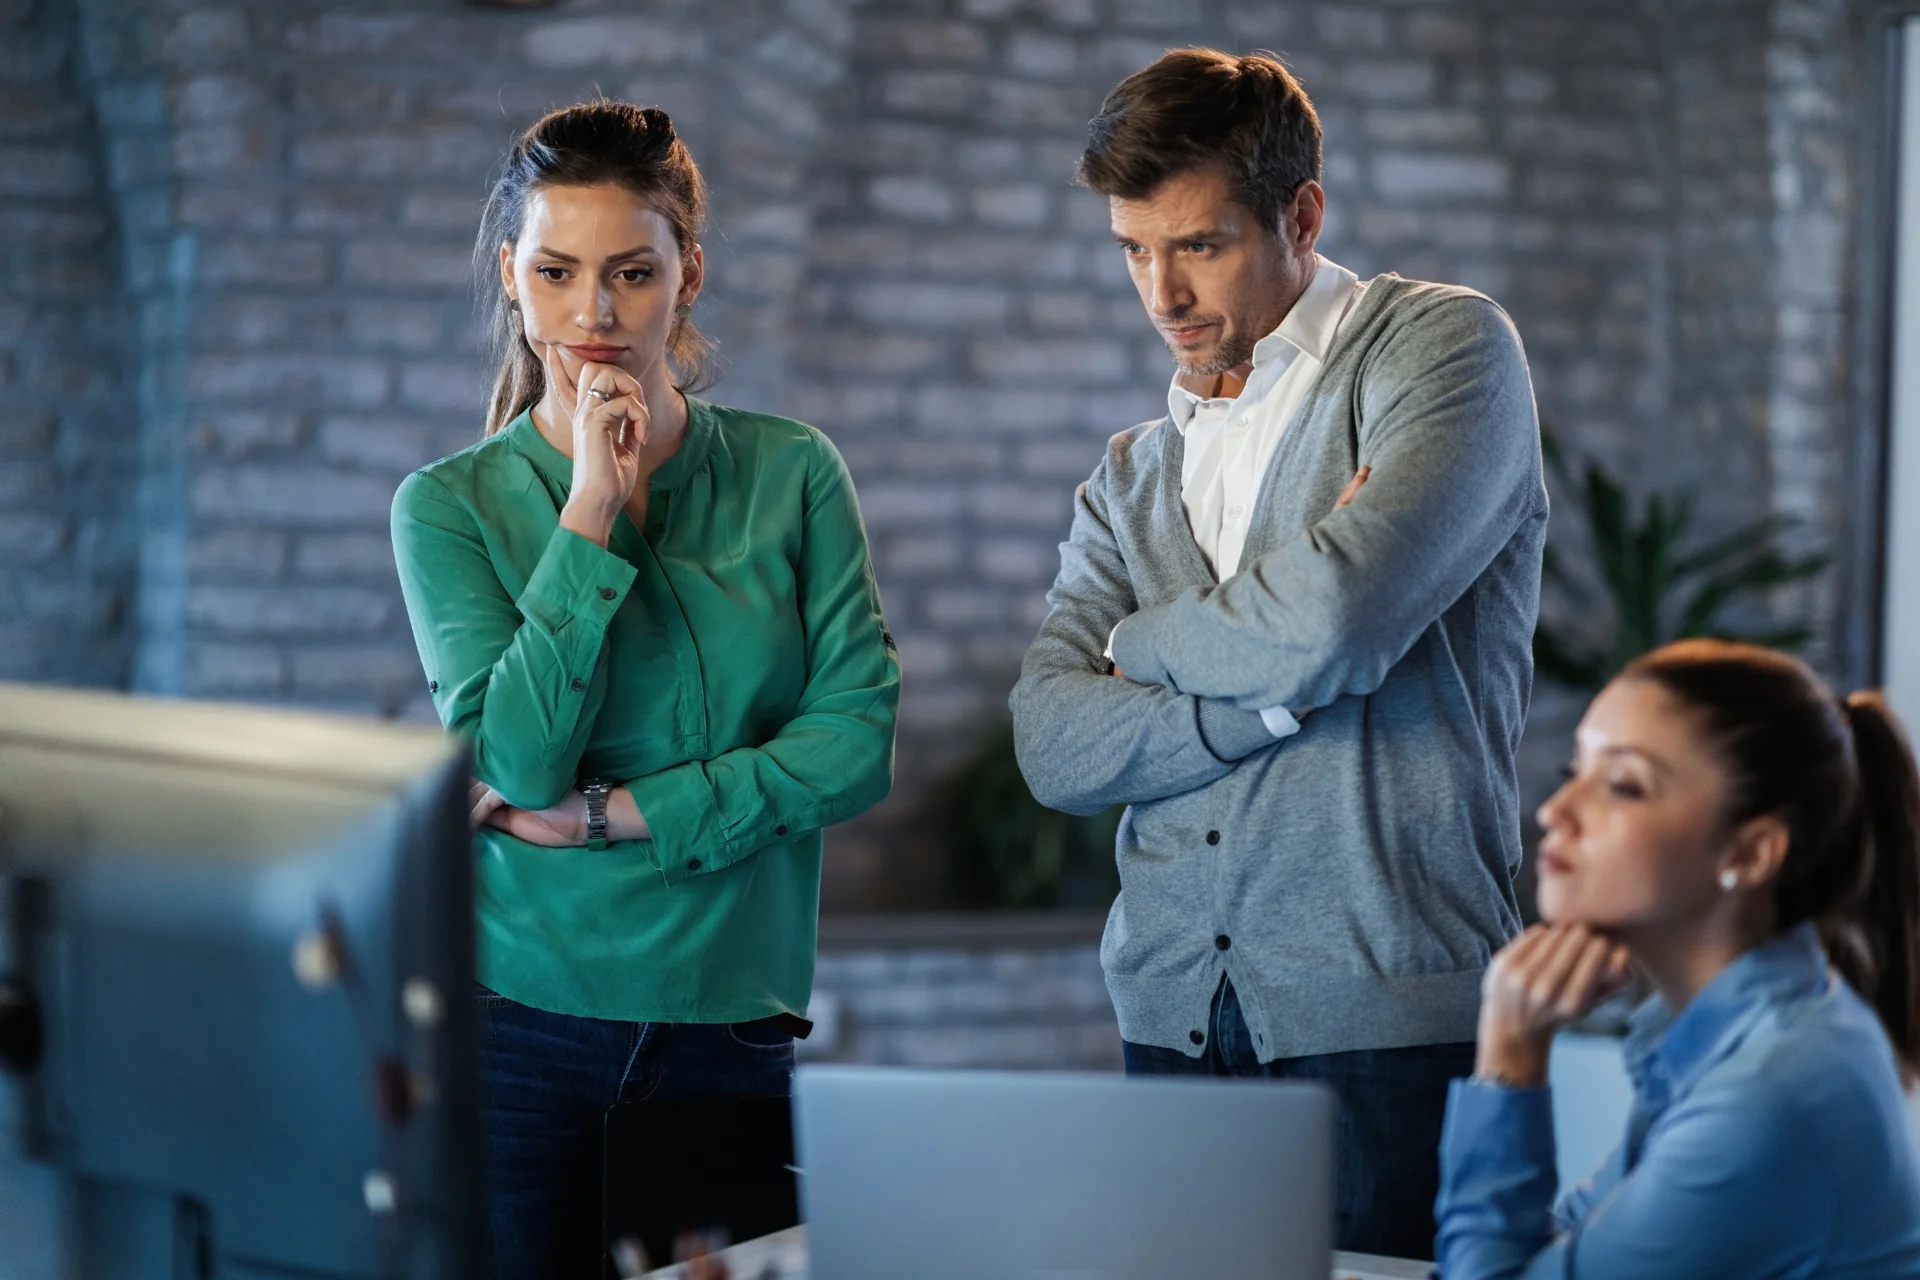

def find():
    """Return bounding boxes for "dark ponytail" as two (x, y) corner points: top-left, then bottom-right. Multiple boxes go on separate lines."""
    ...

(474, 100), (717, 438)
(1624, 641), (1920, 1069)
(1831, 693), (1920, 1064)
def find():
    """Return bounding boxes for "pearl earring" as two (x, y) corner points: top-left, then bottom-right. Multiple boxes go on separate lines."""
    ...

(1719, 869), (1739, 891)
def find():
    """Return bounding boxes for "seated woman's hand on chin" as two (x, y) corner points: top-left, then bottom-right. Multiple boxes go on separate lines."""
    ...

(1473, 923), (1632, 1089)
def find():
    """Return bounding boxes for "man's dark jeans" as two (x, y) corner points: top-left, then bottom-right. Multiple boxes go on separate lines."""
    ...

(1122, 977), (1473, 1260)
(478, 987), (795, 1280)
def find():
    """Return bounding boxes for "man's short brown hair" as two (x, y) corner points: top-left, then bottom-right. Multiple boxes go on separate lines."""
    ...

(1077, 48), (1322, 234)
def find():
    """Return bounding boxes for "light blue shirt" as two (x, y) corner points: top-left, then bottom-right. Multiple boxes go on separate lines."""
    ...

(1436, 925), (1920, 1278)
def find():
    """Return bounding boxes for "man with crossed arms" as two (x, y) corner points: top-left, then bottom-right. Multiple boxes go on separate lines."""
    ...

(1011, 49), (1545, 1257)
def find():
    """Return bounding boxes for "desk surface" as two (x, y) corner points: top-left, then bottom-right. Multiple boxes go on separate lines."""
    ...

(639, 1225), (1432, 1280)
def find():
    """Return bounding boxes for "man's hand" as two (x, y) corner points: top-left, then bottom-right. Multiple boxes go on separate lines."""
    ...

(1474, 923), (1632, 1087)
(1334, 464), (1371, 510)
(1107, 465), (1369, 684)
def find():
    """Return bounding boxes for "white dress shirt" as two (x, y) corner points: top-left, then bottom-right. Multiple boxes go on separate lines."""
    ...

(1166, 256), (1367, 738)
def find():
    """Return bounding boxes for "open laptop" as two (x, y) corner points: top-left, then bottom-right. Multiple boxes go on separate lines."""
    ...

(794, 1066), (1335, 1280)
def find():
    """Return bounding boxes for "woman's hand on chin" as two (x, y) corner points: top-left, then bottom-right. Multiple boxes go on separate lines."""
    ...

(483, 790), (588, 847)
(543, 343), (648, 548)
(1475, 922), (1633, 1087)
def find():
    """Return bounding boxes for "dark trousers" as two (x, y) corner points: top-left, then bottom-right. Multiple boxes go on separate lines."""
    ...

(1122, 977), (1473, 1260)
(478, 987), (795, 1280)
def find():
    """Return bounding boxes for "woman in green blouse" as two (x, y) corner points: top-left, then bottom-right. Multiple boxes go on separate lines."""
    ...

(390, 101), (899, 1278)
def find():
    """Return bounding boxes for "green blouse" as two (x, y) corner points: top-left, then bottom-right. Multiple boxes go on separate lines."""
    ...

(391, 400), (899, 1023)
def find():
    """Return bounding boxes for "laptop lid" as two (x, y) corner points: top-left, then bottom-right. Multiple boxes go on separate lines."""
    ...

(795, 1066), (1334, 1280)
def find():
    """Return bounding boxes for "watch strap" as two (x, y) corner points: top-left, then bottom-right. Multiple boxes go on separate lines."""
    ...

(582, 778), (610, 851)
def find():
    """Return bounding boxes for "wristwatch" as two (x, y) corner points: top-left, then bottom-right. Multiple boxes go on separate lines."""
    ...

(581, 778), (611, 851)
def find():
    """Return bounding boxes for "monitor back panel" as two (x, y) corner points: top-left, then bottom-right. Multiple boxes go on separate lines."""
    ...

(796, 1067), (1334, 1280)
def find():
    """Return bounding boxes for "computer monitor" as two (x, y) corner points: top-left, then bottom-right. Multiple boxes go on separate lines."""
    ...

(0, 682), (483, 1280)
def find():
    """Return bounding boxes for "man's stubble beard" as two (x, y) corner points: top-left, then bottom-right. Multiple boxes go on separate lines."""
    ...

(1163, 255), (1306, 378)
(1167, 326), (1258, 379)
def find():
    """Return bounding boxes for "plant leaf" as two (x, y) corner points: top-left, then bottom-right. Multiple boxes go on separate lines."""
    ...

(1719, 624), (1818, 654)
(1583, 464), (1635, 618)
(1541, 543), (1590, 597)
(1535, 435), (1831, 691)
(1540, 426), (1580, 496)
(1533, 625), (1612, 693)
(1676, 550), (1832, 638)
(940, 720), (1124, 909)
(1670, 514), (1804, 579)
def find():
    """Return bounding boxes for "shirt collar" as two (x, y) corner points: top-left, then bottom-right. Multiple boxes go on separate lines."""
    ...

(507, 394), (715, 495)
(1623, 923), (1832, 1101)
(1165, 255), (1361, 432)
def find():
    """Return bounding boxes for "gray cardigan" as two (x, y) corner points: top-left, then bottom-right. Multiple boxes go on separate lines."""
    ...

(1010, 275), (1546, 1060)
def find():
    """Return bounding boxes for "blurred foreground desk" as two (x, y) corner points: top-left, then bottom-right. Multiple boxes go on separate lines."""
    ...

(639, 1226), (1432, 1279)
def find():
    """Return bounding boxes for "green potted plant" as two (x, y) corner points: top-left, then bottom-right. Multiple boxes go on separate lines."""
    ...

(939, 721), (1122, 910)
(1532, 430), (1830, 691)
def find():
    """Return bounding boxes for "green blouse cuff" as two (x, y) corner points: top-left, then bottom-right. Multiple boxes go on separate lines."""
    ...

(627, 763), (725, 887)
(516, 526), (639, 639)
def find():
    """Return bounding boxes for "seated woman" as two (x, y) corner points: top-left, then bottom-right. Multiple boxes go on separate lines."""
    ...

(1436, 639), (1920, 1277)
(391, 101), (899, 1279)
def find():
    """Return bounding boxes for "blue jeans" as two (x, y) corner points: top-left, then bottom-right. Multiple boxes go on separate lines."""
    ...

(478, 987), (795, 1280)
(1123, 977), (1473, 1260)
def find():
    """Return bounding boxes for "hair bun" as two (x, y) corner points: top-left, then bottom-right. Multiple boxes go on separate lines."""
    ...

(637, 106), (678, 156)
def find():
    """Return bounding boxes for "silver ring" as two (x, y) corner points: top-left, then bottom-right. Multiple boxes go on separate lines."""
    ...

(585, 387), (616, 402)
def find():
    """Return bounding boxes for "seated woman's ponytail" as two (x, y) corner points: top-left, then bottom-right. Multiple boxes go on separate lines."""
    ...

(1830, 692), (1920, 1071)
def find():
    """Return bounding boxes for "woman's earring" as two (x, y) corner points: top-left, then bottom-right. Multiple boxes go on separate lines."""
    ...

(675, 302), (692, 319)
(508, 297), (520, 312)
(1719, 869), (1739, 891)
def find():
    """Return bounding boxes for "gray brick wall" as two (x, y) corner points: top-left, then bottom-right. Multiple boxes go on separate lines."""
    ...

(1765, 0), (1864, 670)
(2, 0), (1879, 908)
(1667, 0), (1777, 535)
(36, 0), (860, 716)
(0, 0), (136, 687)
(809, 942), (1120, 1070)
(806, 915), (1120, 1069)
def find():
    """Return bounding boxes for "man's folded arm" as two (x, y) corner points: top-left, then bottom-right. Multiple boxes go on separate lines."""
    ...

(1108, 296), (1544, 712)
(1010, 447), (1274, 817)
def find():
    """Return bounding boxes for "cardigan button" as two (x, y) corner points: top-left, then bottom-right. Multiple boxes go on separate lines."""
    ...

(775, 825), (788, 837)
(600, 587), (616, 601)
(1215, 934), (1231, 951)
(1189, 1029), (1205, 1045)
(427, 680), (437, 693)
(1205, 830), (1220, 845)
(570, 678), (586, 692)
(686, 858), (702, 871)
